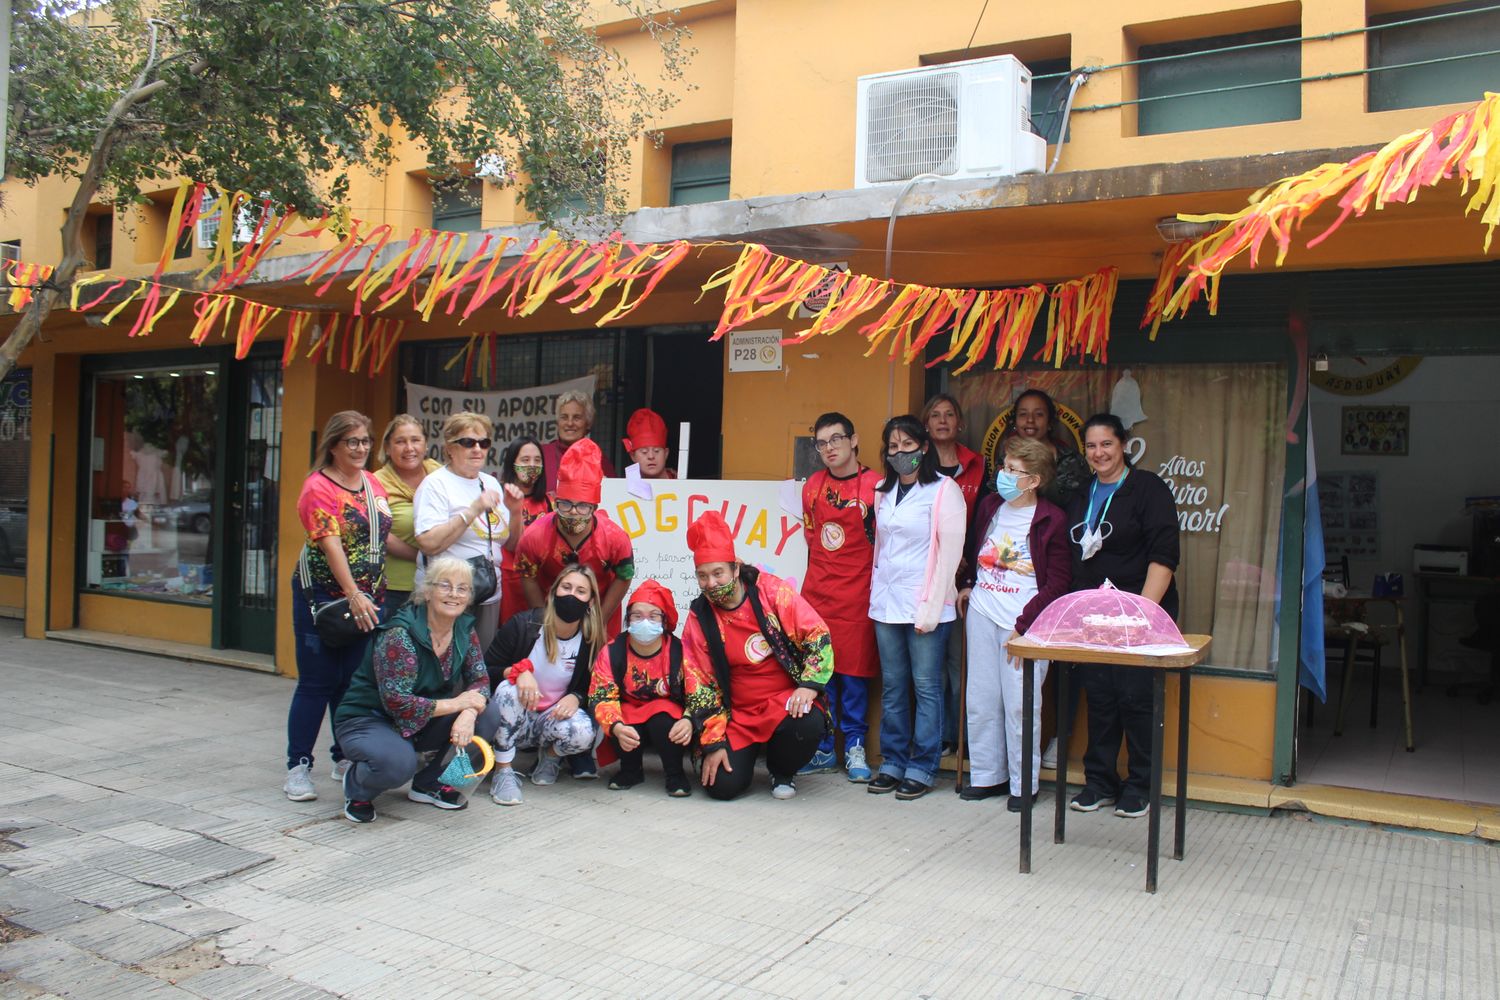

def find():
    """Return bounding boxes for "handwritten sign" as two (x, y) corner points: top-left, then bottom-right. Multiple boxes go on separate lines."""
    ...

(599, 478), (808, 631)
(404, 375), (595, 474)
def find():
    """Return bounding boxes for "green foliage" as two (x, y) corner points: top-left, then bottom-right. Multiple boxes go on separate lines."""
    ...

(6, 0), (691, 221)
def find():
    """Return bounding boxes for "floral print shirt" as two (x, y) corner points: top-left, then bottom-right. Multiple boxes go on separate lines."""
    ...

(296, 471), (392, 604)
(372, 623), (487, 738)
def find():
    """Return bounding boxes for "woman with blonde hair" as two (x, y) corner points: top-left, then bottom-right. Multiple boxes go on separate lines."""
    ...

(541, 388), (615, 494)
(483, 565), (606, 804)
(283, 410), (392, 802)
(373, 414), (441, 611)
(412, 411), (524, 651)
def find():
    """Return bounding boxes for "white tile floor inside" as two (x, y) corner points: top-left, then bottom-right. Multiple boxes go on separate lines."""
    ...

(1297, 663), (1500, 804)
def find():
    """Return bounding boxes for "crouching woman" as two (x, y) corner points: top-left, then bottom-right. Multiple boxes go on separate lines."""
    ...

(588, 579), (694, 796)
(484, 566), (605, 805)
(332, 557), (497, 823)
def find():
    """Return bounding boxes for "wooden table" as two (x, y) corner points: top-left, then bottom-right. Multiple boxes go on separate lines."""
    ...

(1005, 633), (1212, 893)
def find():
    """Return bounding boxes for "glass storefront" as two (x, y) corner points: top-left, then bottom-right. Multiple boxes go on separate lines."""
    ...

(86, 366), (218, 603)
(0, 370), (31, 574)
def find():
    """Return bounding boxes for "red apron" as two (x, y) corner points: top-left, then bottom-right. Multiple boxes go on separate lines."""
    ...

(801, 469), (880, 678)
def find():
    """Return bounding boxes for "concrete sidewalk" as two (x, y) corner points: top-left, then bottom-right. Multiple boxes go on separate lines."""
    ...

(1, 623), (1495, 999)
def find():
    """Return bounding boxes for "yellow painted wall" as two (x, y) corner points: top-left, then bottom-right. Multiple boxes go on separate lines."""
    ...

(0, 575), (24, 612)
(78, 593), (212, 645)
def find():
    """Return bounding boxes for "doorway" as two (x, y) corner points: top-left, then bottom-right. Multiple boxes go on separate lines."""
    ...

(216, 356), (282, 653)
(645, 327), (723, 478)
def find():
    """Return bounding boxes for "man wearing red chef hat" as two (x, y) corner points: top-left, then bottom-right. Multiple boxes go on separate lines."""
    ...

(622, 407), (676, 480)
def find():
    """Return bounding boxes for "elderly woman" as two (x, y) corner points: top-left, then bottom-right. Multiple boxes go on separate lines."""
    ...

(868, 415), (966, 801)
(412, 412), (524, 652)
(957, 437), (1072, 811)
(484, 565), (606, 805)
(498, 436), (552, 625)
(1003, 388), (1090, 510)
(284, 410), (392, 803)
(1066, 413), (1181, 820)
(541, 388), (616, 495)
(588, 579), (693, 796)
(373, 414), (441, 612)
(331, 558), (499, 823)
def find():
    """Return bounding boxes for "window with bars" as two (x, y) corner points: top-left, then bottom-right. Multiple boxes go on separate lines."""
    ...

(1135, 25), (1302, 135)
(1368, 1), (1500, 111)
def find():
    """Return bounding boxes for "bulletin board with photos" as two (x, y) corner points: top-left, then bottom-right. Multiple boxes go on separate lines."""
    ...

(1318, 471), (1380, 562)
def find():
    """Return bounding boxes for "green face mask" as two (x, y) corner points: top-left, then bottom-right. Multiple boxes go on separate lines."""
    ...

(513, 463), (542, 485)
(703, 578), (738, 608)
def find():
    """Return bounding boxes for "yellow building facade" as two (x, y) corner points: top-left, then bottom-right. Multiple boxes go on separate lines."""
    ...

(3, 0), (1498, 830)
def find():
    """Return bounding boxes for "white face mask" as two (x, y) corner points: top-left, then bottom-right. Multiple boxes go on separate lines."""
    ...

(1071, 519), (1113, 560)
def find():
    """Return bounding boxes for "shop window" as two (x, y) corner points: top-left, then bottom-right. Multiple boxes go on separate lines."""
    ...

(947, 363), (1289, 673)
(432, 179), (484, 233)
(0, 370), (32, 574)
(86, 367), (219, 603)
(670, 139), (731, 206)
(1136, 26), (1301, 135)
(1368, 1), (1500, 111)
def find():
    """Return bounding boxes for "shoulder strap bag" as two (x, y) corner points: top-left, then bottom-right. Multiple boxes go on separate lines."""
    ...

(298, 472), (381, 648)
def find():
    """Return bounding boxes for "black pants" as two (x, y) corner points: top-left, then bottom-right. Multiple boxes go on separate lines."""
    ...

(705, 711), (826, 801)
(1079, 663), (1154, 800)
(613, 711), (687, 782)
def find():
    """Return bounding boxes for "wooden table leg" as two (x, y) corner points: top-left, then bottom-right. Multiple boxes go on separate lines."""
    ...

(1055, 661), (1069, 845)
(1174, 671), (1190, 861)
(1146, 670), (1166, 893)
(1020, 657), (1034, 875)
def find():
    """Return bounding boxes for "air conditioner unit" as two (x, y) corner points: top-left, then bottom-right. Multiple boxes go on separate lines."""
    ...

(854, 54), (1047, 188)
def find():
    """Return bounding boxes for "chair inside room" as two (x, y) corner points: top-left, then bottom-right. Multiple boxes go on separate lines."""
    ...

(1325, 588), (1415, 754)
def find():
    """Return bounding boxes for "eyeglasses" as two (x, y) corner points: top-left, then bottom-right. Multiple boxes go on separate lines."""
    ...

(341, 437), (373, 450)
(555, 500), (597, 516)
(434, 581), (473, 596)
(1001, 466), (1034, 477)
(627, 610), (665, 624)
(453, 437), (492, 450)
(813, 433), (850, 452)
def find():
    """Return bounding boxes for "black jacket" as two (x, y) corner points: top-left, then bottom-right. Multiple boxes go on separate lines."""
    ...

(484, 608), (599, 700)
(1065, 469), (1181, 620)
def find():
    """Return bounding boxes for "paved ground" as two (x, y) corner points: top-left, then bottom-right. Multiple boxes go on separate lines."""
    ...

(1, 623), (1496, 999)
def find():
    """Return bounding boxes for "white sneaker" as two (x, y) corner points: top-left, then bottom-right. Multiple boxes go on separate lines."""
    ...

(491, 768), (523, 805)
(283, 761), (317, 802)
(330, 759), (352, 782)
(1041, 738), (1059, 770)
(770, 776), (797, 800)
(531, 752), (563, 786)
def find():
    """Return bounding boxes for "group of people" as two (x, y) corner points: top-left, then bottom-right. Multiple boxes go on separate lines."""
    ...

(282, 385), (1180, 825)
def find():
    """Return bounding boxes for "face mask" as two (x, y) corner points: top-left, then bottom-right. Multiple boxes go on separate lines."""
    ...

(627, 618), (665, 643)
(887, 450), (922, 476)
(558, 513), (592, 535)
(996, 470), (1029, 502)
(553, 593), (589, 624)
(1070, 519), (1113, 561)
(703, 578), (738, 608)
(513, 464), (541, 485)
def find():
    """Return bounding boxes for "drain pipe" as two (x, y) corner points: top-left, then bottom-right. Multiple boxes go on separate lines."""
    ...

(1047, 71), (1089, 174)
(884, 173), (942, 416)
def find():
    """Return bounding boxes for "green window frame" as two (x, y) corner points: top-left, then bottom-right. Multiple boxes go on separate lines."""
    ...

(670, 139), (731, 206)
(1136, 26), (1301, 136)
(1368, 1), (1500, 112)
(432, 180), (484, 233)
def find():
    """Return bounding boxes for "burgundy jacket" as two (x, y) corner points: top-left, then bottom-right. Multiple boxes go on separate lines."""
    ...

(959, 494), (1072, 635)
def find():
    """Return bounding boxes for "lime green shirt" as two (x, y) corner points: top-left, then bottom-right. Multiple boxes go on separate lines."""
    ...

(374, 459), (441, 592)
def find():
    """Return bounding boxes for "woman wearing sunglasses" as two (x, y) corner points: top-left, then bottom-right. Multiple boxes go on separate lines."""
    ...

(412, 412), (524, 651)
(1065, 413), (1180, 821)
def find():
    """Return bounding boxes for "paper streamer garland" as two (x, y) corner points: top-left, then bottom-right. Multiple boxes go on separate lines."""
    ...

(1143, 91), (1500, 333)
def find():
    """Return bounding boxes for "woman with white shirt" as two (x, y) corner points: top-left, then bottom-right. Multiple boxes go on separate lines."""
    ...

(483, 566), (605, 805)
(412, 412), (524, 652)
(867, 415), (967, 801)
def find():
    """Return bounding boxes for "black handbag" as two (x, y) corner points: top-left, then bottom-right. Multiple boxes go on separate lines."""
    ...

(298, 472), (381, 648)
(465, 478), (499, 606)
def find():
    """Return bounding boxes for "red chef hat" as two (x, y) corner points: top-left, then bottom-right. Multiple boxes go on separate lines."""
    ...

(686, 510), (737, 567)
(626, 578), (678, 633)
(556, 438), (603, 504)
(622, 408), (668, 453)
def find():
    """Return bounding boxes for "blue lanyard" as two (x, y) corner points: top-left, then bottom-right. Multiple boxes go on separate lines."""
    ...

(1084, 470), (1127, 530)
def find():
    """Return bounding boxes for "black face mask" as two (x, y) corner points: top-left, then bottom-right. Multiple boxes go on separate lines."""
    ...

(553, 593), (589, 624)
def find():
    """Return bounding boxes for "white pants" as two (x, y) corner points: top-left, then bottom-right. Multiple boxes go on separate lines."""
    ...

(965, 610), (1048, 792)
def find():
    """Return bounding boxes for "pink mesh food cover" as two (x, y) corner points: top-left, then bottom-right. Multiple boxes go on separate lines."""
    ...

(1025, 584), (1190, 654)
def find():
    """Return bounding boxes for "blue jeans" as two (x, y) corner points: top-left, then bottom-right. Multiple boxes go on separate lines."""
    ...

(874, 620), (953, 786)
(286, 579), (378, 770)
(818, 673), (871, 754)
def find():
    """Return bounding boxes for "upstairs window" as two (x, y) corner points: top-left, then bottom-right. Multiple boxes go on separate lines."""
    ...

(1136, 26), (1302, 135)
(1368, 1), (1500, 111)
(1028, 57), (1074, 144)
(432, 180), (483, 233)
(670, 139), (732, 206)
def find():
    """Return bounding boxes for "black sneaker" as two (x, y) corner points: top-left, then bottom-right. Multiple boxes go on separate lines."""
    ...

(1114, 794), (1149, 818)
(344, 799), (376, 824)
(1069, 787), (1117, 812)
(867, 773), (900, 795)
(1007, 792), (1040, 813)
(568, 753), (599, 780)
(609, 770), (645, 791)
(959, 782), (1007, 802)
(893, 778), (932, 800)
(665, 775), (692, 797)
(407, 784), (468, 810)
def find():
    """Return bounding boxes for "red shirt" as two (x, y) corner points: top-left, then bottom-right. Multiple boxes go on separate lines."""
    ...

(587, 639), (684, 732)
(801, 467), (881, 678)
(515, 512), (635, 639)
(500, 494), (552, 623)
